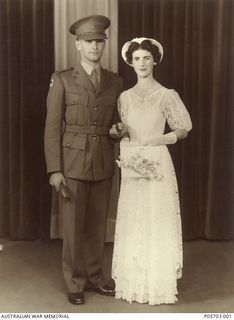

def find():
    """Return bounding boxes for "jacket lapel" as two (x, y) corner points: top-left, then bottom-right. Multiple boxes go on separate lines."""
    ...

(73, 64), (113, 94)
(98, 68), (113, 94)
(73, 64), (95, 93)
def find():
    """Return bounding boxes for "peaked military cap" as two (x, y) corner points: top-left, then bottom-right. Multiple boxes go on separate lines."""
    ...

(69, 15), (110, 40)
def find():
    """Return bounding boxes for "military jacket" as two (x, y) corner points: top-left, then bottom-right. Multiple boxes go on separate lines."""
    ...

(44, 63), (123, 181)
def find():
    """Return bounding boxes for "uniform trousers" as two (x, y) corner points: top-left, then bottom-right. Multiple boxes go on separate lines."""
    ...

(60, 177), (112, 293)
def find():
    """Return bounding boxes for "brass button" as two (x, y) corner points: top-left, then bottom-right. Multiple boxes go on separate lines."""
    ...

(93, 121), (97, 125)
(94, 107), (98, 111)
(66, 143), (70, 147)
(93, 135), (97, 140)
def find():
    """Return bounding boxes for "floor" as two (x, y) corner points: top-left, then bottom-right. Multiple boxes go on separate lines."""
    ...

(0, 239), (233, 313)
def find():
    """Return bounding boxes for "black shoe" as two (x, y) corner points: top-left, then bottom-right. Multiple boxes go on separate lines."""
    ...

(68, 292), (85, 305)
(94, 285), (115, 296)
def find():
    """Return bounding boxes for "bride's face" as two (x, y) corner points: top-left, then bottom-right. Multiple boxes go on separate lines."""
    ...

(132, 49), (155, 78)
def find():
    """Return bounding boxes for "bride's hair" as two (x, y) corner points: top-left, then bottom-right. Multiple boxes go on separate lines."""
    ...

(125, 39), (161, 64)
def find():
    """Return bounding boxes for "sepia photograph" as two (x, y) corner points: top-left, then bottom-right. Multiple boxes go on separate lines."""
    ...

(0, 0), (233, 316)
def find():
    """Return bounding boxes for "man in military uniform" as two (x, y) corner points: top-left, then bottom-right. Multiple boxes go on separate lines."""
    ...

(44, 15), (125, 305)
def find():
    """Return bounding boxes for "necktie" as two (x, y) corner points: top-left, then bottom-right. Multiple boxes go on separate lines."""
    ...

(90, 68), (99, 90)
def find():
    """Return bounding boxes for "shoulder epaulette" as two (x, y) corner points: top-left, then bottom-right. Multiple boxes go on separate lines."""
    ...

(54, 67), (74, 86)
(57, 67), (74, 74)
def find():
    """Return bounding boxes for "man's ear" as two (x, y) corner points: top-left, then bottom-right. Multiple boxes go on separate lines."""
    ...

(101, 40), (106, 49)
(75, 40), (81, 51)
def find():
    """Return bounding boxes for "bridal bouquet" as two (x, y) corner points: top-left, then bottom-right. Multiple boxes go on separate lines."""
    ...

(116, 150), (163, 180)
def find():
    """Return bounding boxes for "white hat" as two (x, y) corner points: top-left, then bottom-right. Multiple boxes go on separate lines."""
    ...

(121, 37), (164, 66)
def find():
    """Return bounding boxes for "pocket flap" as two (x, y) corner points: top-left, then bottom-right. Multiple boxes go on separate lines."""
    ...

(62, 133), (87, 150)
(101, 94), (116, 107)
(65, 93), (87, 106)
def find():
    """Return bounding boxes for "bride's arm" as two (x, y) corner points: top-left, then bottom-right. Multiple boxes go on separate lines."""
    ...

(174, 128), (188, 140)
(143, 128), (188, 146)
(144, 89), (192, 146)
(109, 93), (129, 139)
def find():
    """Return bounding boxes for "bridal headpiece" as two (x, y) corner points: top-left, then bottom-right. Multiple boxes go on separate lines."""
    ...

(121, 37), (164, 66)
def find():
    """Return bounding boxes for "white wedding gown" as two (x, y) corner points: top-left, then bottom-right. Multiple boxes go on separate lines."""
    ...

(112, 86), (192, 305)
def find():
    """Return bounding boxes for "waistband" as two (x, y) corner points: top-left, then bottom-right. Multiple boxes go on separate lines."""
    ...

(65, 124), (110, 136)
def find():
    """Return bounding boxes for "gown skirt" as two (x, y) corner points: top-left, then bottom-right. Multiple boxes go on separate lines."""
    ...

(112, 145), (183, 305)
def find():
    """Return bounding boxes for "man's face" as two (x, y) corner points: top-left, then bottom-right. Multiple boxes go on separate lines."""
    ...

(76, 39), (105, 65)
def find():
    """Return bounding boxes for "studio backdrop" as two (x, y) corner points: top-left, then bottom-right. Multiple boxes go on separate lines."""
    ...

(0, 0), (233, 241)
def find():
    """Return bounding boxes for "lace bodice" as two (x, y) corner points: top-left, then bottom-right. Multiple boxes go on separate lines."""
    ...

(118, 87), (192, 144)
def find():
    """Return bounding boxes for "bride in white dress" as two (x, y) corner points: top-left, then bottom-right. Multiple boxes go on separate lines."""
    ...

(110, 38), (192, 305)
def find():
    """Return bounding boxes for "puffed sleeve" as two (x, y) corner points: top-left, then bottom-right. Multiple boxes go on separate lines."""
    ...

(162, 89), (192, 131)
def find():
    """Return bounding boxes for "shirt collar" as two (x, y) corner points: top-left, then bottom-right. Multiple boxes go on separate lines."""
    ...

(81, 61), (101, 76)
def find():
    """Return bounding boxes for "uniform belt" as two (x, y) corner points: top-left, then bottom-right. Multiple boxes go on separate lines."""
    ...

(65, 125), (110, 136)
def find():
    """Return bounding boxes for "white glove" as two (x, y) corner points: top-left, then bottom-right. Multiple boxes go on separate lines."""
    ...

(144, 132), (177, 146)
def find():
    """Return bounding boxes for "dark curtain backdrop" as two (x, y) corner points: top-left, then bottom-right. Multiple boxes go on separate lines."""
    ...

(0, 0), (234, 241)
(0, 0), (54, 240)
(118, 0), (234, 239)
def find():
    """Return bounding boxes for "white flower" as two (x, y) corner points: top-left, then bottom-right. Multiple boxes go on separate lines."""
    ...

(116, 151), (163, 180)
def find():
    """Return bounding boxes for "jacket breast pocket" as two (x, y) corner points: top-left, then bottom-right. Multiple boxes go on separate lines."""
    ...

(65, 93), (88, 125)
(62, 133), (87, 150)
(100, 94), (116, 123)
(102, 94), (116, 108)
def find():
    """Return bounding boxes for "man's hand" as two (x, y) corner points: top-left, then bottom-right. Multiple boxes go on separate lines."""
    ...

(49, 172), (66, 192)
(110, 122), (128, 138)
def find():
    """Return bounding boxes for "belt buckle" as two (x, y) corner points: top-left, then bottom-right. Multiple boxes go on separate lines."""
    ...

(90, 125), (95, 134)
(90, 125), (97, 138)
